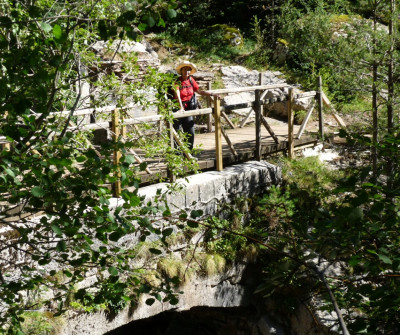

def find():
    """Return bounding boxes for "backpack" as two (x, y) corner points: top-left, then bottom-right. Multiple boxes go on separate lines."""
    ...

(187, 77), (199, 110)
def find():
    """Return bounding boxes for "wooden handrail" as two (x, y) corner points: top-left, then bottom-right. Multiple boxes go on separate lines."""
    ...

(2, 83), (323, 194)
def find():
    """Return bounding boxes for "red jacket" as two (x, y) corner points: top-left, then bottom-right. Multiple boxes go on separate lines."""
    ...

(178, 76), (199, 102)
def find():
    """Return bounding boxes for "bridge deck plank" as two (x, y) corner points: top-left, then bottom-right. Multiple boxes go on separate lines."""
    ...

(137, 119), (318, 184)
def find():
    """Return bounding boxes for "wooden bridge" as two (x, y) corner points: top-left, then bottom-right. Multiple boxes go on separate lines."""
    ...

(83, 81), (328, 193)
(2, 80), (335, 196)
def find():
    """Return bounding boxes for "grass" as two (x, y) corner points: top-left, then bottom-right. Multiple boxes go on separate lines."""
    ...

(21, 311), (63, 335)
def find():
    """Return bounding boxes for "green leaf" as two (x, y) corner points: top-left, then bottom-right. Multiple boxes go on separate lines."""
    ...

(167, 9), (177, 19)
(32, 186), (45, 198)
(40, 22), (52, 33)
(190, 209), (203, 219)
(108, 266), (119, 276)
(349, 255), (361, 267)
(149, 248), (162, 255)
(124, 155), (135, 164)
(187, 220), (198, 228)
(378, 254), (392, 265)
(56, 241), (67, 252)
(162, 228), (173, 237)
(169, 296), (179, 305)
(147, 16), (155, 28)
(53, 24), (62, 39)
(109, 230), (122, 242)
(158, 18), (165, 28)
(63, 270), (73, 278)
(76, 155), (86, 163)
(51, 225), (63, 236)
(130, 194), (141, 206)
(145, 298), (155, 306)
(5, 168), (15, 178)
(139, 162), (148, 171)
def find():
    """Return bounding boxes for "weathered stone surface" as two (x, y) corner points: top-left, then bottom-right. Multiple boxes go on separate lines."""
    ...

(221, 66), (285, 107)
(137, 160), (281, 218)
(220, 65), (314, 118)
(59, 264), (251, 335)
(57, 161), (281, 334)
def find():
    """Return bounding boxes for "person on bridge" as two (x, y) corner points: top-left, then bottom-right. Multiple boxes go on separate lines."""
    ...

(173, 61), (219, 151)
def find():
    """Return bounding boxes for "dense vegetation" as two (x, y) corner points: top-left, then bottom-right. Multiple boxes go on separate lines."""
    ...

(0, 0), (399, 334)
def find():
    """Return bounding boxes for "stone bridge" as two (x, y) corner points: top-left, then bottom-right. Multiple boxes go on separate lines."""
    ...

(59, 161), (325, 335)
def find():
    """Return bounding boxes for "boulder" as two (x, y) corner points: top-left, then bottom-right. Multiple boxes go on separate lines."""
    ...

(220, 66), (314, 118)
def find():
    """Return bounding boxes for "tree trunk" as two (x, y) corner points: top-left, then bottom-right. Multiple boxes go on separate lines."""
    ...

(386, 0), (395, 190)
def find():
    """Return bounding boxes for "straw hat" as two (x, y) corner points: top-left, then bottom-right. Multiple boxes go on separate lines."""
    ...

(175, 61), (197, 75)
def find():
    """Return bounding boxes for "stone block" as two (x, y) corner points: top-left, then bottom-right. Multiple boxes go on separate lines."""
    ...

(137, 183), (169, 206)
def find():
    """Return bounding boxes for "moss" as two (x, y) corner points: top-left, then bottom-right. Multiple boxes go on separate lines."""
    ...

(21, 311), (64, 335)
(277, 38), (289, 46)
(157, 257), (192, 284)
(239, 244), (259, 263)
(329, 14), (351, 24)
(208, 24), (243, 47)
(201, 253), (226, 276)
(165, 232), (187, 247)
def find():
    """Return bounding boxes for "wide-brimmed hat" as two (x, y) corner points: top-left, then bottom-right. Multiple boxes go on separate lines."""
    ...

(175, 61), (197, 75)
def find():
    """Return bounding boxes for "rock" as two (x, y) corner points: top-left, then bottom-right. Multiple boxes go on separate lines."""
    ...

(221, 66), (286, 107)
(91, 39), (160, 79)
(220, 66), (314, 118)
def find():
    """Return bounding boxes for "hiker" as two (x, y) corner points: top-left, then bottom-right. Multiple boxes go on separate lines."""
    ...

(173, 61), (219, 151)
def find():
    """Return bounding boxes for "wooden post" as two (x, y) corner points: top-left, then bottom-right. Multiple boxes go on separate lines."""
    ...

(112, 108), (121, 197)
(214, 96), (223, 171)
(121, 97), (127, 138)
(207, 81), (213, 132)
(259, 73), (265, 118)
(318, 76), (324, 141)
(167, 121), (175, 182)
(296, 101), (315, 139)
(255, 90), (262, 161)
(288, 88), (294, 159)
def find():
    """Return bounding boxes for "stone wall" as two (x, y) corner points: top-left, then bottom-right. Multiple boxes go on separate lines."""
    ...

(60, 161), (282, 335)
(138, 160), (281, 218)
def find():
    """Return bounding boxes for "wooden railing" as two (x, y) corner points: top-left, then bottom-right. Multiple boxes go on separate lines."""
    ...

(1, 77), (336, 197)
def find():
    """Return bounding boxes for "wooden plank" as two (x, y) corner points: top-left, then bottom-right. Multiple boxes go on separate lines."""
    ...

(321, 91), (346, 128)
(207, 82), (213, 132)
(221, 127), (238, 157)
(296, 91), (317, 99)
(171, 127), (193, 160)
(239, 108), (254, 128)
(318, 76), (324, 141)
(208, 83), (289, 95)
(128, 148), (153, 174)
(296, 101), (315, 139)
(288, 88), (294, 159)
(255, 90), (261, 161)
(333, 114), (347, 128)
(214, 97), (223, 171)
(261, 116), (280, 144)
(221, 111), (236, 129)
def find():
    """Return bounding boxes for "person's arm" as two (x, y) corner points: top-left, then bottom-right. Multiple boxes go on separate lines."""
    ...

(175, 88), (185, 112)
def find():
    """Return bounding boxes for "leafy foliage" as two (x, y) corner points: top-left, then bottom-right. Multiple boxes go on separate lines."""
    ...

(253, 141), (400, 334)
(0, 0), (191, 333)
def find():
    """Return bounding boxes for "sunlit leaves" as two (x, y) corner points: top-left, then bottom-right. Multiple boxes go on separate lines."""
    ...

(167, 9), (177, 19)
(0, 0), (187, 332)
(53, 24), (62, 40)
(31, 186), (45, 198)
(40, 22), (52, 33)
